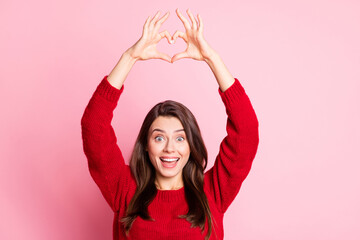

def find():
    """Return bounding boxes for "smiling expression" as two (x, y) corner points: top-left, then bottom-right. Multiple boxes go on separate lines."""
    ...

(147, 116), (190, 184)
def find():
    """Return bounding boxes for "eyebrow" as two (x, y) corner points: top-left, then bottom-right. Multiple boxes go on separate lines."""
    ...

(151, 128), (185, 134)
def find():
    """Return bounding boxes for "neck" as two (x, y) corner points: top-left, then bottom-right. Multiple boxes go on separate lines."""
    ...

(155, 175), (184, 190)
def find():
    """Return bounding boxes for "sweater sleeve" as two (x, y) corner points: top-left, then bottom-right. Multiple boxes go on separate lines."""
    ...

(204, 78), (259, 214)
(81, 75), (130, 212)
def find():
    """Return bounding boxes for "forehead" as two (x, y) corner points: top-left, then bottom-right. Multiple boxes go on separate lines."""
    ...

(149, 116), (184, 132)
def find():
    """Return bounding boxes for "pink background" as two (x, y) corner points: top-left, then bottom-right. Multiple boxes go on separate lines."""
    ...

(1, 0), (359, 239)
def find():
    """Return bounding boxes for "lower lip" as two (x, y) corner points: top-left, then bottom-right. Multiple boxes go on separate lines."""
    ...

(161, 159), (179, 168)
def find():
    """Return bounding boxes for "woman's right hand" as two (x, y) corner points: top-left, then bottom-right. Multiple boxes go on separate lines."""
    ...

(126, 11), (173, 63)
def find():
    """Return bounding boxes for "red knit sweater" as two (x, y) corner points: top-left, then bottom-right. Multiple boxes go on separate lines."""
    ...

(81, 76), (259, 239)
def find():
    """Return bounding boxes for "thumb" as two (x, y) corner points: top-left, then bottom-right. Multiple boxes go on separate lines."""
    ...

(156, 51), (172, 63)
(171, 51), (189, 63)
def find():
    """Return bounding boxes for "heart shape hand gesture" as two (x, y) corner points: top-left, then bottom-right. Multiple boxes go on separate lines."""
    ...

(127, 9), (215, 63)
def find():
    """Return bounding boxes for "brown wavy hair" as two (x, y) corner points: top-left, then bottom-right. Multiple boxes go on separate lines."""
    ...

(120, 100), (213, 239)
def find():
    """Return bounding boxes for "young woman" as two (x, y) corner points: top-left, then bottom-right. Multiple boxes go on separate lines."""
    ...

(81, 9), (259, 240)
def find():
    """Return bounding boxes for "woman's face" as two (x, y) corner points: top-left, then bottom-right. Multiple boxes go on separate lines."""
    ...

(147, 116), (190, 184)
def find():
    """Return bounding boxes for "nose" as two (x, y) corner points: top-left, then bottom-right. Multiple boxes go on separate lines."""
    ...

(164, 140), (175, 153)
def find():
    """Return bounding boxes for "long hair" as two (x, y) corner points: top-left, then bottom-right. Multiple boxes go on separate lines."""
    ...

(120, 100), (213, 239)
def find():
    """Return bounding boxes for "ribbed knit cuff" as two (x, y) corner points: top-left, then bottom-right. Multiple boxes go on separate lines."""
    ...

(95, 75), (124, 102)
(218, 78), (245, 106)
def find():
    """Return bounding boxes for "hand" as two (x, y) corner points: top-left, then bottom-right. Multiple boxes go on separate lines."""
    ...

(171, 8), (215, 63)
(127, 11), (173, 63)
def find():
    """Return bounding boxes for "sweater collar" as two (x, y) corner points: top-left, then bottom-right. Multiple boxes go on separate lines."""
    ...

(155, 186), (185, 202)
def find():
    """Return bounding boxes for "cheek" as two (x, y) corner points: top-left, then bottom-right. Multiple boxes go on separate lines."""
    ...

(147, 151), (158, 168)
(147, 142), (161, 159)
(179, 144), (191, 157)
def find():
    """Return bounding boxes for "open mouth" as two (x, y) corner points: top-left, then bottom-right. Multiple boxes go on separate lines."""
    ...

(160, 157), (180, 162)
(159, 157), (180, 168)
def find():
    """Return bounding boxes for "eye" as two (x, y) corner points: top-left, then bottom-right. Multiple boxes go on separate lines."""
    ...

(176, 136), (185, 142)
(155, 136), (164, 142)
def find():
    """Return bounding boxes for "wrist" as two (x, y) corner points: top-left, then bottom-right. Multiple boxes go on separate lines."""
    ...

(204, 49), (219, 63)
(204, 50), (220, 65)
(124, 48), (139, 63)
(107, 51), (137, 90)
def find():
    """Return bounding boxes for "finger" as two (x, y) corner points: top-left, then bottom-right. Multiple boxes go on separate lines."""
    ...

(197, 14), (204, 33)
(156, 11), (170, 25)
(172, 30), (187, 44)
(186, 9), (198, 29)
(150, 11), (161, 26)
(171, 51), (189, 63)
(159, 30), (173, 44)
(175, 8), (191, 29)
(154, 11), (170, 33)
(143, 16), (152, 35)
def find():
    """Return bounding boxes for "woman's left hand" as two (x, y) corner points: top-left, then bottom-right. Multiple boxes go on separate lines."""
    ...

(171, 8), (216, 63)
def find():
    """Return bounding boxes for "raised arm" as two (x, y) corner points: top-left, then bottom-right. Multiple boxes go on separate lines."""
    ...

(81, 76), (127, 212)
(81, 11), (172, 211)
(172, 9), (259, 213)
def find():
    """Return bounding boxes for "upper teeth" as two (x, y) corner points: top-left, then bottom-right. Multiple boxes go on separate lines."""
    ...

(160, 158), (179, 162)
